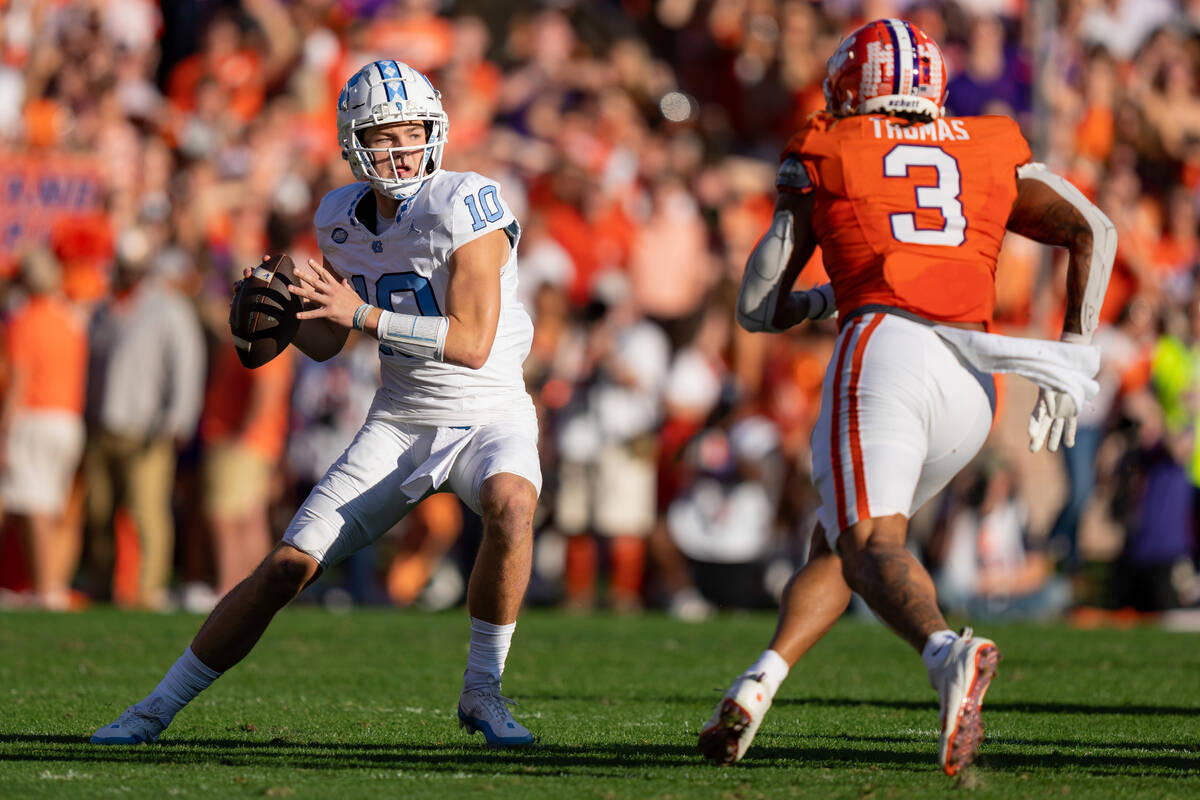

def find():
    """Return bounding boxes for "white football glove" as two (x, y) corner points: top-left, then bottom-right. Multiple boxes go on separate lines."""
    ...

(1028, 387), (1078, 453)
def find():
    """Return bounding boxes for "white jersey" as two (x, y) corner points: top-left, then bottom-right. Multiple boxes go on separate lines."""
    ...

(314, 170), (534, 426)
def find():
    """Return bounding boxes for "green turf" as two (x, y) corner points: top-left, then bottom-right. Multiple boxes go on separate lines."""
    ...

(1, 608), (1198, 798)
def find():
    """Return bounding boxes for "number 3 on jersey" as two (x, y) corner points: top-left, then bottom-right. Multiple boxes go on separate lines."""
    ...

(883, 145), (965, 247)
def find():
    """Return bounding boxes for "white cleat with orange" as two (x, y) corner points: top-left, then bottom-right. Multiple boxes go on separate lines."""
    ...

(698, 672), (773, 765)
(928, 627), (1000, 776)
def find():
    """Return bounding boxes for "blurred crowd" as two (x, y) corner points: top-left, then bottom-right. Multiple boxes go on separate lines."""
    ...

(2, 0), (1199, 620)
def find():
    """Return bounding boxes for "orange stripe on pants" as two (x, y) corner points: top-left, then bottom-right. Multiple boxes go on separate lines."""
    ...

(847, 314), (886, 523)
(829, 317), (863, 533)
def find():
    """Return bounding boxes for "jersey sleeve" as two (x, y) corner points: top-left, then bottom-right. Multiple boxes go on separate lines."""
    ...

(312, 183), (367, 254)
(446, 172), (518, 254)
(980, 115), (1033, 172)
(777, 113), (835, 195)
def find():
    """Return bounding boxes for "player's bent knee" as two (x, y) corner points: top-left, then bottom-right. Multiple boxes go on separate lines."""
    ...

(808, 524), (836, 561)
(258, 544), (321, 594)
(479, 474), (537, 543)
(834, 514), (908, 562)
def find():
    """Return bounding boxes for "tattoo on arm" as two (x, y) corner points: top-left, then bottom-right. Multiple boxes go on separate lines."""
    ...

(1006, 178), (1093, 336)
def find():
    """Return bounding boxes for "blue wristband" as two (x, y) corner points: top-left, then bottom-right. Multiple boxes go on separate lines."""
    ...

(352, 303), (371, 331)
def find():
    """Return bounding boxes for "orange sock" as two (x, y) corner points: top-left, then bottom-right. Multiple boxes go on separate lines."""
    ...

(609, 536), (646, 606)
(564, 535), (597, 605)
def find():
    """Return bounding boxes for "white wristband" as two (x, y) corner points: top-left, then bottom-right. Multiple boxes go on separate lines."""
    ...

(376, 310), (449, 361)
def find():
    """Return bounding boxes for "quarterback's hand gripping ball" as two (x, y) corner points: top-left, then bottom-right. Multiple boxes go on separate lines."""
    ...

(228, 254), (302, 368)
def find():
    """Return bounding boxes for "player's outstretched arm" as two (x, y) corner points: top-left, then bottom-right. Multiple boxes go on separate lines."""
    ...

(287, 257), (352, 361)
(736, 190), (834, 332)
(1005, 163), (1116, 452)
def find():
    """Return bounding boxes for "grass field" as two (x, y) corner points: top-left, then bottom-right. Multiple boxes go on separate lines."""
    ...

(1, 608), (1198, 799)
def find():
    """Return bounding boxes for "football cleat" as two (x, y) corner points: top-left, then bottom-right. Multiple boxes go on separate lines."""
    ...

(457, 679), (533, 747)
(90, 699), (172, 745)
(698, 672), (773, 765)
(928, 627), (1000, 776)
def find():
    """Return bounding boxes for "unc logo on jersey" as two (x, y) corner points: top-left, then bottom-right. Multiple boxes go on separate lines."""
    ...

(372, 240), (383, 253)
(332, 227), (348, 244)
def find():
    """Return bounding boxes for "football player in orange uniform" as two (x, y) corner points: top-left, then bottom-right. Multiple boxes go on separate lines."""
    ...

(700, 19), (1114, 776)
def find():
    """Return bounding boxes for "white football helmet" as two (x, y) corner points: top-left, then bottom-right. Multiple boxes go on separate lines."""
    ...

(337, 60), (449, 199)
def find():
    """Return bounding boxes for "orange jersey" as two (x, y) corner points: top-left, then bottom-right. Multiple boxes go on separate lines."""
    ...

(3, 296), (87, 414)
(200, 346), (294, 461)
(782, 112), (1031, 326)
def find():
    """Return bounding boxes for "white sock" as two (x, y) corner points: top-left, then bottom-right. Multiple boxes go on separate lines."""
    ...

(143, 646), (222, 720)
(746, 649), (789, 697)
(464, 616), (515, 692)
(922, 629), (957, 671)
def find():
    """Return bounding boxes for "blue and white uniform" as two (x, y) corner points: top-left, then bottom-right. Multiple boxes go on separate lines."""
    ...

(284, 172), (541, 567)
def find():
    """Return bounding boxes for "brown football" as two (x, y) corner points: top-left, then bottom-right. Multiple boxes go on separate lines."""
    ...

(228, 253), (302, 369)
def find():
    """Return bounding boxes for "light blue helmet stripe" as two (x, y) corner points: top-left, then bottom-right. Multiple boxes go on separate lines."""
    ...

(390, 60), (407, 99)
(374, 60), (406, 102)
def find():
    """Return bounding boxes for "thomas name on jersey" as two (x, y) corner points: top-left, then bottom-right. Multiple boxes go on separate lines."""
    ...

(870, 117), (971, 142)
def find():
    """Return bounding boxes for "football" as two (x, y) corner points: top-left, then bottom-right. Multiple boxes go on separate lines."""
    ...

(228, 253), (302, 368)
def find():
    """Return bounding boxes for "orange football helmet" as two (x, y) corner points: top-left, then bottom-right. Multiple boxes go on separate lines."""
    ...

(823, 19), (948, 119)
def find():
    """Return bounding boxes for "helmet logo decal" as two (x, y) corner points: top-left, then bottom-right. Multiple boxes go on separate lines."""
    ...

(375, 60), (407, 102)
(332, 227), (348, 243)
(826, 18), (946, 119)
(863, 40), (892, 104)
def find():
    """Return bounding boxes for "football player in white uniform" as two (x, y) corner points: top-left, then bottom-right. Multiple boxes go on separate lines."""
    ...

(92, 61), (541, 747)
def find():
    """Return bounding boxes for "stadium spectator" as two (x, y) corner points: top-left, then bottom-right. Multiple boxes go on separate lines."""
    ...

(1109, 410), (1200, 611)
(667, 415), (783, 610)
(649, 296), (734, 619)
(80, 228), (205, 610)
(1047, 297), (1156, 570)
(198, 339), (295, 602)
(0, 247), (88, 610)
(933, 459), (1072, 620)
(944, 14), (1030, 120)
(555, 274), (670, 612)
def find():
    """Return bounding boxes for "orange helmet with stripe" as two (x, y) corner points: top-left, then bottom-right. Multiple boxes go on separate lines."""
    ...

(823, 18), (948, 120)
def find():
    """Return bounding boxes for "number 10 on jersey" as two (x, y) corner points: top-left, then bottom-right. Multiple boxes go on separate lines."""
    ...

(464, 185), (504, 231)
